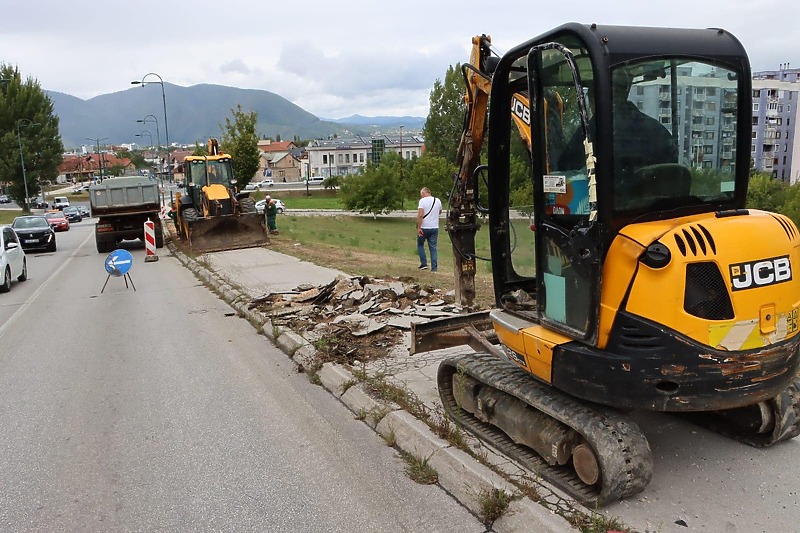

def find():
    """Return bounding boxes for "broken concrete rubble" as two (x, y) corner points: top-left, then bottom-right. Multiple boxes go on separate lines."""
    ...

(247, 274), (471, 363)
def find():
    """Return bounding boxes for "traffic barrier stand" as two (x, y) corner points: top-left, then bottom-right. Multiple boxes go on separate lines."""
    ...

(144, 219), (159, 262)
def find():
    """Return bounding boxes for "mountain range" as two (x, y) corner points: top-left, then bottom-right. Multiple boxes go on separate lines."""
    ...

(46, 83), (426, 149)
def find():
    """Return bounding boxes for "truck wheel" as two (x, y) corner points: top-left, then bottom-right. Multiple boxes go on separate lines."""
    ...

(183, 207), (198, 222)
(239, 197), (256, 213)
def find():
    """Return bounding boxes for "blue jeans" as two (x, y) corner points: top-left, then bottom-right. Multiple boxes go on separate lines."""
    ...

(417, 228), (438, 270)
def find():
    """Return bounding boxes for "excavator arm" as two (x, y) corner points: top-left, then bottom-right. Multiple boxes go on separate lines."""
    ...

(447, 35), (533, 307)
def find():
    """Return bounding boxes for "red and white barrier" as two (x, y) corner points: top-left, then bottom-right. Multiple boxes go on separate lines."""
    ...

(144, 219), (159, 262)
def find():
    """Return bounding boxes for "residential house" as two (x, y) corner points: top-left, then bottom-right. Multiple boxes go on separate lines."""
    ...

(305, 135), (424, 178)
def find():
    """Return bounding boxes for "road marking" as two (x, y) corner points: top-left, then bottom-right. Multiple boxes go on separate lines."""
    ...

(0, 230), (95, 340)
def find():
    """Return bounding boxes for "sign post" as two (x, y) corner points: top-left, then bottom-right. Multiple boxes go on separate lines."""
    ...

(101, 249), (136, 293)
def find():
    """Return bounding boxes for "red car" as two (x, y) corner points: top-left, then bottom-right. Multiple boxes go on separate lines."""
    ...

(44, 211), (70, 232)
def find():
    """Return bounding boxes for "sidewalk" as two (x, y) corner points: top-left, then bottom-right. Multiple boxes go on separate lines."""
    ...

(168, 242), (575, 532)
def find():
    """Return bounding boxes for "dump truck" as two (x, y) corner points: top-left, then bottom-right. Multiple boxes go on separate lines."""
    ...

(414, 24), (800, 506)
(90, 176), (163, 253)
(174, 139), (267, 253)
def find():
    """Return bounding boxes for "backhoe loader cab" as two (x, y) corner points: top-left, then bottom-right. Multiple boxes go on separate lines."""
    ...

(428, 23), (800, 505)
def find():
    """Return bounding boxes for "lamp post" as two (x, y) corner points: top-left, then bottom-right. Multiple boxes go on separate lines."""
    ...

(86, 137), (109, 180)
(132, 74), (171, 185)
(17, 119), (40, 212)
(135, 129), (154, 168)
(399, 125), (404, 180)
(137, 114), (162, 183)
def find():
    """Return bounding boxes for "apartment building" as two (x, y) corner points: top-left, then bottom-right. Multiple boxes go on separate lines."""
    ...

(752, 66), (800, 183)
(305, 135), (424, 177)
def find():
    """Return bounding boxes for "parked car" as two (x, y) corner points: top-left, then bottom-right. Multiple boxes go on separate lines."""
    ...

(0, 225), (27, 293)
(26, 197), (48, 209)
(0, 195), (10, 204)
(53, 196), (70, 210)
(62, 205), (82, 222)
(73, 184), (90, 192)
(255, 198), (286, 215)
(11, 215), (57, 252)
(44, 211), (70, 232)
(244, 183), (259, 191)
(257, 179), (275, 188)
(304, 176), (325, 185)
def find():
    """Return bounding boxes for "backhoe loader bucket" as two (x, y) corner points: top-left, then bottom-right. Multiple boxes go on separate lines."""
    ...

(185, 212), (268, 253)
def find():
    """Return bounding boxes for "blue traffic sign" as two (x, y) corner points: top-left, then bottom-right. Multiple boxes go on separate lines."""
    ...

(105, 249), (133, 277)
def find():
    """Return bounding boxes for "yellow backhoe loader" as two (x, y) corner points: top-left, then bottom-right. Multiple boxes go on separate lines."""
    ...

(414, 24), (800, 506)
(174, 139), (267, 253)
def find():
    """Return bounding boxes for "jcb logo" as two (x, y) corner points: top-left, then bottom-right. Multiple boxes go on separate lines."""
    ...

(511, 96), (530, 126)
(730, 255), (792, 291)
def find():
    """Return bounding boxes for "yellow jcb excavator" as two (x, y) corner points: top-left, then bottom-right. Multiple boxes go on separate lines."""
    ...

(414, 23), (800, 505)
(174, 138), (267, 253)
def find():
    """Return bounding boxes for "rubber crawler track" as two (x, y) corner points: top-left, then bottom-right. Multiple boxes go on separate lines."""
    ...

(691, 376), (800, 447)
(438, 352), (653, 506)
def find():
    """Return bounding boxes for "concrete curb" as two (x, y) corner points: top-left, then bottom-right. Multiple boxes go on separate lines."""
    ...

(167, 241), (574, 532)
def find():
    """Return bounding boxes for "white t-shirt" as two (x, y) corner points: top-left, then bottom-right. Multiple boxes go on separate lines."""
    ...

(418, 196), (442, 229)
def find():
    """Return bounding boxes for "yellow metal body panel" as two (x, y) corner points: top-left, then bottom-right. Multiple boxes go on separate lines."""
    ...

(611, 210), (800, 350)
(493, 319), (573, 384)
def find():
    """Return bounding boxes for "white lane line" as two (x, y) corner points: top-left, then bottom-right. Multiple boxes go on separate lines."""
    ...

(0, 230), (96, 339)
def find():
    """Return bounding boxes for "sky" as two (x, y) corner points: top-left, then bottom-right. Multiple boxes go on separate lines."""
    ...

(1, 0), (797, 120)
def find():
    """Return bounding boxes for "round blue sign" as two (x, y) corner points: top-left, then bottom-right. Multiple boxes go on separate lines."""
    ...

(105, 249), (134, 277)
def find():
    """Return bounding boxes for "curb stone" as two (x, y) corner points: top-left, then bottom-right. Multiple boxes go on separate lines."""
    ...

(167, 241), (575, 532)
(318, 363), (354, 398)
(376, 410), (450, 459)
(340, 386), (388, 429)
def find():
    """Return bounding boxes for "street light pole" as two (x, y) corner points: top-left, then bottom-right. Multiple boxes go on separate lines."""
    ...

(137, 114), (162, 182)
(16, 119), (40, 212)
(135, 131), (155, 175)
(86, 137), (109, 180)
(399, 125), (404, 180)
(132, 74), (171, 185)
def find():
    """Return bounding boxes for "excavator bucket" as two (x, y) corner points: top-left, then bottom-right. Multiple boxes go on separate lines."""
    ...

(185, 212), (268, 253)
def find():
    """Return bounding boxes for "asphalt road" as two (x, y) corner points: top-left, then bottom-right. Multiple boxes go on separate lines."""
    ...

(0, 221), (486, 532)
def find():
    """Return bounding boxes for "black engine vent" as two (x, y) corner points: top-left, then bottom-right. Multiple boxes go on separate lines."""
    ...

(673, 224), (716, 257)
(771, 214), (798, 240)
(684, 262), (734, 320)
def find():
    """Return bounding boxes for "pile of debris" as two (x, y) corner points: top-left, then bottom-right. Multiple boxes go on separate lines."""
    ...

(248, 274), (471, 363)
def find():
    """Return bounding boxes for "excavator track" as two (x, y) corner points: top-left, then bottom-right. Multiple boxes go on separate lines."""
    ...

(438, 352), (653, 506)
(687, 376), (800, 448)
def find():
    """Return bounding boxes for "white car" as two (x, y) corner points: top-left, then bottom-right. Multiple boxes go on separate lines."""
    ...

(0, 225), (27, 293)
(255, 198), (286, 215)
(258, 179), (275, 188)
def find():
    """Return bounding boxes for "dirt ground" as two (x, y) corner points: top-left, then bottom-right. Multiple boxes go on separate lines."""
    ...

(268, 238), (497, 309)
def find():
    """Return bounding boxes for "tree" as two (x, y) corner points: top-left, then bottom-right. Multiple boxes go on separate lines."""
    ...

(0, 64), (64, 210)
(423, 64), (466, 163)
(406, 154), (457, 202)
(221, 104), (260, 188)
(747, 172), (786, 212)
(339, 162), (404, 216)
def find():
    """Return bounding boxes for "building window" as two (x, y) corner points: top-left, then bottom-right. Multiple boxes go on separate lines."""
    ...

(751, 144), (756, 152)
(752, 131), (758, 139)
(704, 131), (715, 140)
(345, 154), (350, 163)
(753, 89), (761, 98)
(359, 153), (364, 163)
(753, 116), (759, 126)
(753, 103), (760, 111)
(636, 86), (644, 95)
(322, 154), (327, 164)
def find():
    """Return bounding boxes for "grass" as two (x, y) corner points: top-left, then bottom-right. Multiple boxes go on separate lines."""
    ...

(400, 452), (438, 485)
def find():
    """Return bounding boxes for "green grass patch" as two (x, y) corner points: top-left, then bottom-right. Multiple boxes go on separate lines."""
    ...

(0, 210), (23, 225)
